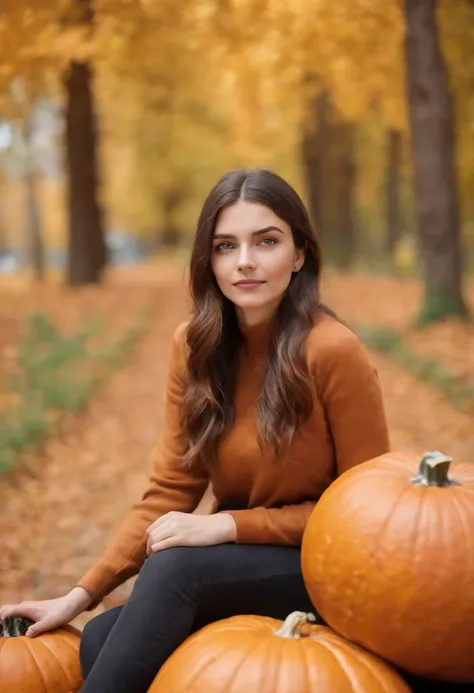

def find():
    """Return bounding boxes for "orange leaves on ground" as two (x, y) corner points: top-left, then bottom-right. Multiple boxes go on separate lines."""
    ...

(323, 271), (474, 382)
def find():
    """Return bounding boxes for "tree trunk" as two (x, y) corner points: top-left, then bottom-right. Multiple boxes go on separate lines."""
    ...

(23, 104), (44, 281)
(0, 194), (7, 254)
(384, 128), (403, 258)
(301, 93), (357, 268)
(65, 1), (106, 285)
(23, 110), (45, 281)
(159, 186), (184, 249)
(404, 0), (468, 322)
(24, 171), (45, 281)
(328, 119), (357, 269)
(300, 90), (330, 238)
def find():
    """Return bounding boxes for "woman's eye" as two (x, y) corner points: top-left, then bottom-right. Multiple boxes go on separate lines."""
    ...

(215, 242), (234, 252)
(260, 237), (276, 246)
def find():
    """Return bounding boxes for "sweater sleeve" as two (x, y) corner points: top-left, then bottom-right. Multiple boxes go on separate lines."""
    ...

(226, 323), (390, 547)
(75, 322), (209, 609)
(316, 325), (390, 475)
(226, 501), (316, 546)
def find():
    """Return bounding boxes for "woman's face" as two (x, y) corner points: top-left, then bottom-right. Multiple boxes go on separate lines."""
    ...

(210, 199), (305, 326)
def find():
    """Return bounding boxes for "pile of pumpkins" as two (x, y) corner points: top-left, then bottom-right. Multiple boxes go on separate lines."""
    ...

(1, 450), (473, 692)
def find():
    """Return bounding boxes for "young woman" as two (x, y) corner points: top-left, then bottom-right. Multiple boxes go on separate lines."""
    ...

(1, 169), (391, 691)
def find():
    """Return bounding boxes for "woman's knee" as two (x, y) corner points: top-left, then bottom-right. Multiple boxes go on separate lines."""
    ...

(79, 606), (123, 678)
(139, 546), (205, 584)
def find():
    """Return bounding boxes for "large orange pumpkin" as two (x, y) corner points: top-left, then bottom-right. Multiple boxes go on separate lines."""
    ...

(0, 616), (82, 692)
(148, 611), (410, 692)
(301, 450), (474, 682)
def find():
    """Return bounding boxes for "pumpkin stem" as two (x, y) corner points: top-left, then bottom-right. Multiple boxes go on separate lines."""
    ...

(410, 451), (459, 487)
(274, 611), (317, 639)
(0, 616), (35, 638)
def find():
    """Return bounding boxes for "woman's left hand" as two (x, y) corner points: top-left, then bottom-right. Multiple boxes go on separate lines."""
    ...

(146, 512), (237, 555)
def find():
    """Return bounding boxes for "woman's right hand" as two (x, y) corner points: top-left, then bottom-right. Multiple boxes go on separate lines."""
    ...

(0, 587), (94, 637)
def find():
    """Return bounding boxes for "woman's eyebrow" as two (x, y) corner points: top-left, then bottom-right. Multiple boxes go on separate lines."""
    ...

(213, 225), (284, 240)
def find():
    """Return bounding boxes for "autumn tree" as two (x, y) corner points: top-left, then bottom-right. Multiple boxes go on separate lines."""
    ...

(62, 0), (106, 285)
(404, 0), (469, 322)
(384, 128), (403, 259)
(301, 89), (357, 268)
(23, 104), (45, 280)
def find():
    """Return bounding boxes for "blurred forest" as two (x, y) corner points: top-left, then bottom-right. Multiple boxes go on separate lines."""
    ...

(0, 0), (472, 319)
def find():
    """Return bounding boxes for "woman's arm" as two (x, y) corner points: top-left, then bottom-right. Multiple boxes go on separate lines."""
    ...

(316, 323), (390, 475)
(224, 324), (390, 547)
(76, 322), (209, 609)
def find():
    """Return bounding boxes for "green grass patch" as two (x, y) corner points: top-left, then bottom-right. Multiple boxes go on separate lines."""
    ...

(356, 324), (474, 414)
(0, 312), (147, 472)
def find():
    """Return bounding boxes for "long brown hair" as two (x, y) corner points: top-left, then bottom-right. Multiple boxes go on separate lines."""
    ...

(181, 168), (330, 468)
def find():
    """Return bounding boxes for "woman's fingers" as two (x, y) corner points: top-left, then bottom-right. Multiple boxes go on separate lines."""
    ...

(0, 602), (35, 621)
(151, 535), (179, 553)
(147, 524), (173, 555)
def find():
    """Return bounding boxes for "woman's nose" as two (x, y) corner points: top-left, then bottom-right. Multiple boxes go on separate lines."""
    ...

(237, 246), (256, 270)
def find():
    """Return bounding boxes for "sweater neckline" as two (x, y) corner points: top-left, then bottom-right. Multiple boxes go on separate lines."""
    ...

(237, 315), (274, 355)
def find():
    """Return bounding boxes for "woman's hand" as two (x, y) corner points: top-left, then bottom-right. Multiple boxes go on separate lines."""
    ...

(0, 587), (93, 638)
(146, 512), (237, 555)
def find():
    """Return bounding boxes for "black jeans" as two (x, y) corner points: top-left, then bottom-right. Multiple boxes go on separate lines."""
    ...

(79, 544), (314, 692)
(79, 544), (472, 693)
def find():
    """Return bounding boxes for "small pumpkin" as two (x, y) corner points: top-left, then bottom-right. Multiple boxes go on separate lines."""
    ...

(301, 450), (474, 682)
(148, 611), (410, 692)
(0, 616), (82, 692)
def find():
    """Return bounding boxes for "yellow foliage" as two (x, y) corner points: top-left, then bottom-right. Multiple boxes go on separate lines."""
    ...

(0, 0), (472, 246)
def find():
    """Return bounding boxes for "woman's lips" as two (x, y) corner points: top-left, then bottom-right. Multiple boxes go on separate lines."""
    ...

(234, 280), (266, 289)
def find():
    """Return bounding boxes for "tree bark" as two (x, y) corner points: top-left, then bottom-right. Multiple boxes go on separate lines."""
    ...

(328, 119), (357, 269)
(65, 0), (106, 285)
(300, 90), (330, 238)
(384, 128), (403, 258)
(23, 110), (45, 281)
(159, 187), (184, 249)
(301, 93), (357, 268)
(404, 0), (468, 322)
(0, 193), (7, 254)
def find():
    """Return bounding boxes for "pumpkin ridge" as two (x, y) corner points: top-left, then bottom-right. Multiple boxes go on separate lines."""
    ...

(224, 635), (270, 693)
(204, 615), (272, 635)
(20, 637), (50, 693)
(297, 641), (311, 693)
(37, 633), (79, 689)
(449, 491), (474, 607)
(157, 632), (226, 690)
(366, 484), (409, 576)
(308, 636), (367, 693)
(410, 480), (428, 593)
(186, 638), (232, 691)
(274, 629), (289, 692)
(298, 632), (323, 691)
(325, 635), (407, 693)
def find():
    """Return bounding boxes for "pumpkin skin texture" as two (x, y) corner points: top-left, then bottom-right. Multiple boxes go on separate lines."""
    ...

(148, 611), (410, 693)
(0, 616), (82, 692)
(301, 450), (474, 683)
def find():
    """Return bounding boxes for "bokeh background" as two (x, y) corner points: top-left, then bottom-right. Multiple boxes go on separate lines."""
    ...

(0, 0), (473, 627)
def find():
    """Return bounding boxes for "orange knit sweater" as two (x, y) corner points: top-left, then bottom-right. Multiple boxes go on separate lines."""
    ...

(77, 311), (390, 607)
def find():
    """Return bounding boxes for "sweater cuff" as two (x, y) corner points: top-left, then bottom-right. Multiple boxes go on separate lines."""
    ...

(75, 560), (122, 611)
(226, 508), (267, 544)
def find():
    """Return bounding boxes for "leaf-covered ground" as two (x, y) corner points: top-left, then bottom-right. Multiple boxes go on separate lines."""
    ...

(0, 266), (472, 632)
(322, 272), (474, 383)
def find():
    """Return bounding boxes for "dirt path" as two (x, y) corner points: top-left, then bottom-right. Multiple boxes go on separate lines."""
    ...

(0, 271), (472, 632)
(0, 278), (193, 627)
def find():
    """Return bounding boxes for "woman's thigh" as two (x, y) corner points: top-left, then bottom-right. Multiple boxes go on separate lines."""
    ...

(81, 543), (312, 648)
(179, 543), (314, 629)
